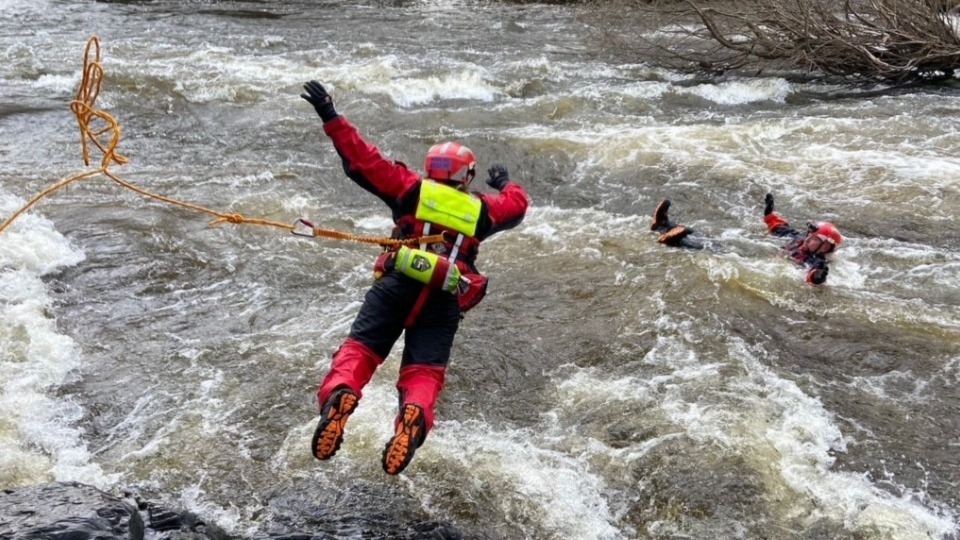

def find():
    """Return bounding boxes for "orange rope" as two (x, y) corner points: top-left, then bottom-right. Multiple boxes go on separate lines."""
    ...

(0, 35), (437, 249)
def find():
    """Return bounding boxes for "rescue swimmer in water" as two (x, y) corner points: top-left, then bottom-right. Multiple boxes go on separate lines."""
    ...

(300, 80), (530, 475)
(650, 193), (842, 285)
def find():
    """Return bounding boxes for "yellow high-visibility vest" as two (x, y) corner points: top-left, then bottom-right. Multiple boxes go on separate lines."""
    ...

(415, 180), (481, 237)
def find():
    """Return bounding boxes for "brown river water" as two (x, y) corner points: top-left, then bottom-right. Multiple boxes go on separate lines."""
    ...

(1, 1), (958, 538)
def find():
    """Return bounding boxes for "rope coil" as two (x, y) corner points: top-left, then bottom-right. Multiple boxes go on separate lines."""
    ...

(0, 35), (442, 249)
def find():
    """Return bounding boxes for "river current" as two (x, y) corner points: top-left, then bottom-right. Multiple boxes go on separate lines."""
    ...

(1, 1), (959, 539)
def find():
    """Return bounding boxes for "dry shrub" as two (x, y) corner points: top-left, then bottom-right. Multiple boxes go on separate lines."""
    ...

(590, 0), (960, 83)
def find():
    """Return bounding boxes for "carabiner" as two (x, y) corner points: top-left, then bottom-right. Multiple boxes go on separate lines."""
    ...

(292, 218), (317, 237)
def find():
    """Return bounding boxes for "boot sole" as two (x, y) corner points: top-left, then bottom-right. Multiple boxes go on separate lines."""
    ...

(652, 199), (671, 230)
(311, 391), (358, 461)
(382, 404), (424, 475)
(658, 225), (692, 244)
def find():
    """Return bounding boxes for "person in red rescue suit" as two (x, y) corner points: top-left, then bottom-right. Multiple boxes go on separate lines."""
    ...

(650, 192), (842, 285)
(300, 80), (530, 475)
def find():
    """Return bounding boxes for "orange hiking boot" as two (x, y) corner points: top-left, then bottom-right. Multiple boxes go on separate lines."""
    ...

(651, 199), (672, 231)
(657, 225), (693, 246)
(381, 403), (426, 475)
(311, 388), (358, 461)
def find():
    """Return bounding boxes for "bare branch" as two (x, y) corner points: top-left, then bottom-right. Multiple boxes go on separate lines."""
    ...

(587, 0), (960, 84)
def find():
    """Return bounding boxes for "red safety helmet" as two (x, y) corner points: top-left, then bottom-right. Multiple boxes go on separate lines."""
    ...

(424, 142), (476, 185)
(807, 221), (843, 252)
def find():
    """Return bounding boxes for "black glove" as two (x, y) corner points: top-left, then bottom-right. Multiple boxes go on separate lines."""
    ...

(301, 80), (339, 123)
(764, 193), (775, 216)
(486, 164), (509, 191)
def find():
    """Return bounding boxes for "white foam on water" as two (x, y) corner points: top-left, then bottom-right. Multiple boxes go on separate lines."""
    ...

(513, 206), (647, 246)
(503, 122), (772, 177)
(354, 215), (396, 231)
(34, 73), (80, 95)
(677, 78), (794, 105)
(0, 193), (118, 489)
(819, 288), (960, 337)
(358, 67), (498, 108)
(847, 369), (932, 404)
(0, 0), (54, 23)
(941, 358), (960, 395)
(107, 43), (498, 108)
(179, 482), (244, 533)
(540, 327), (957, 539)
(425, 421), (624, 540)
(498, 55), (567, 78)
(845, 239), (960, 296)
(618, 80), (672, 101)
(787, 145), (960, 190)
(503, 106), (960, 224)
(730, 339), (958, 539)
(3, 41), (44, 81)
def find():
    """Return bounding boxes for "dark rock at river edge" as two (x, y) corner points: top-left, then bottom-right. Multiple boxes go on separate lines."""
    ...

(0, 482), (228, 540)
(0, 482), (467, 540)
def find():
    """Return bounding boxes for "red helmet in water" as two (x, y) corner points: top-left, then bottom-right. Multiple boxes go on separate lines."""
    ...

(807, 221), (843, 253)
(424, 142), (476, 186)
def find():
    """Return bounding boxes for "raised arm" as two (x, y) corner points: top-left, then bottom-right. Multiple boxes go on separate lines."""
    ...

(475, 164), (529, 240)
(303, 81), (419, 212)
(763, 192), (801, 237)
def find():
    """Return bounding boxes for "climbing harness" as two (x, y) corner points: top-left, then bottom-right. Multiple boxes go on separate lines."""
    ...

(0, 35), (444, 249)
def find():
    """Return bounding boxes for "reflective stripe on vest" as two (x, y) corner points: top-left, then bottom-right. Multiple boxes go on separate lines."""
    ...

(416, 180), (481, 237)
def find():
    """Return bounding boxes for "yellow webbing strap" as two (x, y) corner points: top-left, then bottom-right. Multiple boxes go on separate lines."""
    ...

(0, 36), (442, 249)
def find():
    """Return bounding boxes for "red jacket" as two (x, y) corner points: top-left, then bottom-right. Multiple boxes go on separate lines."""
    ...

(322, 116), (529, 274)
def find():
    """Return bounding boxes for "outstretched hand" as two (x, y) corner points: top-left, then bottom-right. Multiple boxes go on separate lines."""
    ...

(301, 80), (339, 123)
(486, 164), (509, 191)
(764, 193), (775, 216)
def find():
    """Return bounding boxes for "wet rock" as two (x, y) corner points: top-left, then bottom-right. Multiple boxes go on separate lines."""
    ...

(0, 482), (227, 540)
(251, 480), (469, 540)
(0, 482), (470, 540)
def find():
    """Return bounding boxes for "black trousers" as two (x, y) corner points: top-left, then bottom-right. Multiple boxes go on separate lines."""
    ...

(348, 272), (461, 367)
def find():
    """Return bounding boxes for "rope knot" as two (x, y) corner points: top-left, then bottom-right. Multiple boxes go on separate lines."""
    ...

(208, 213), (245, 226)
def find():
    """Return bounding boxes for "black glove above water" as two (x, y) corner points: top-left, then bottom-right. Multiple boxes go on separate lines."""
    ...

(486, 164), (509, 191)
(301, 80), (339, 123)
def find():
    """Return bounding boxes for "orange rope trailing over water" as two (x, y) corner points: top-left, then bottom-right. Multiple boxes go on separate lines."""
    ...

(0, 36), (444, 249)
